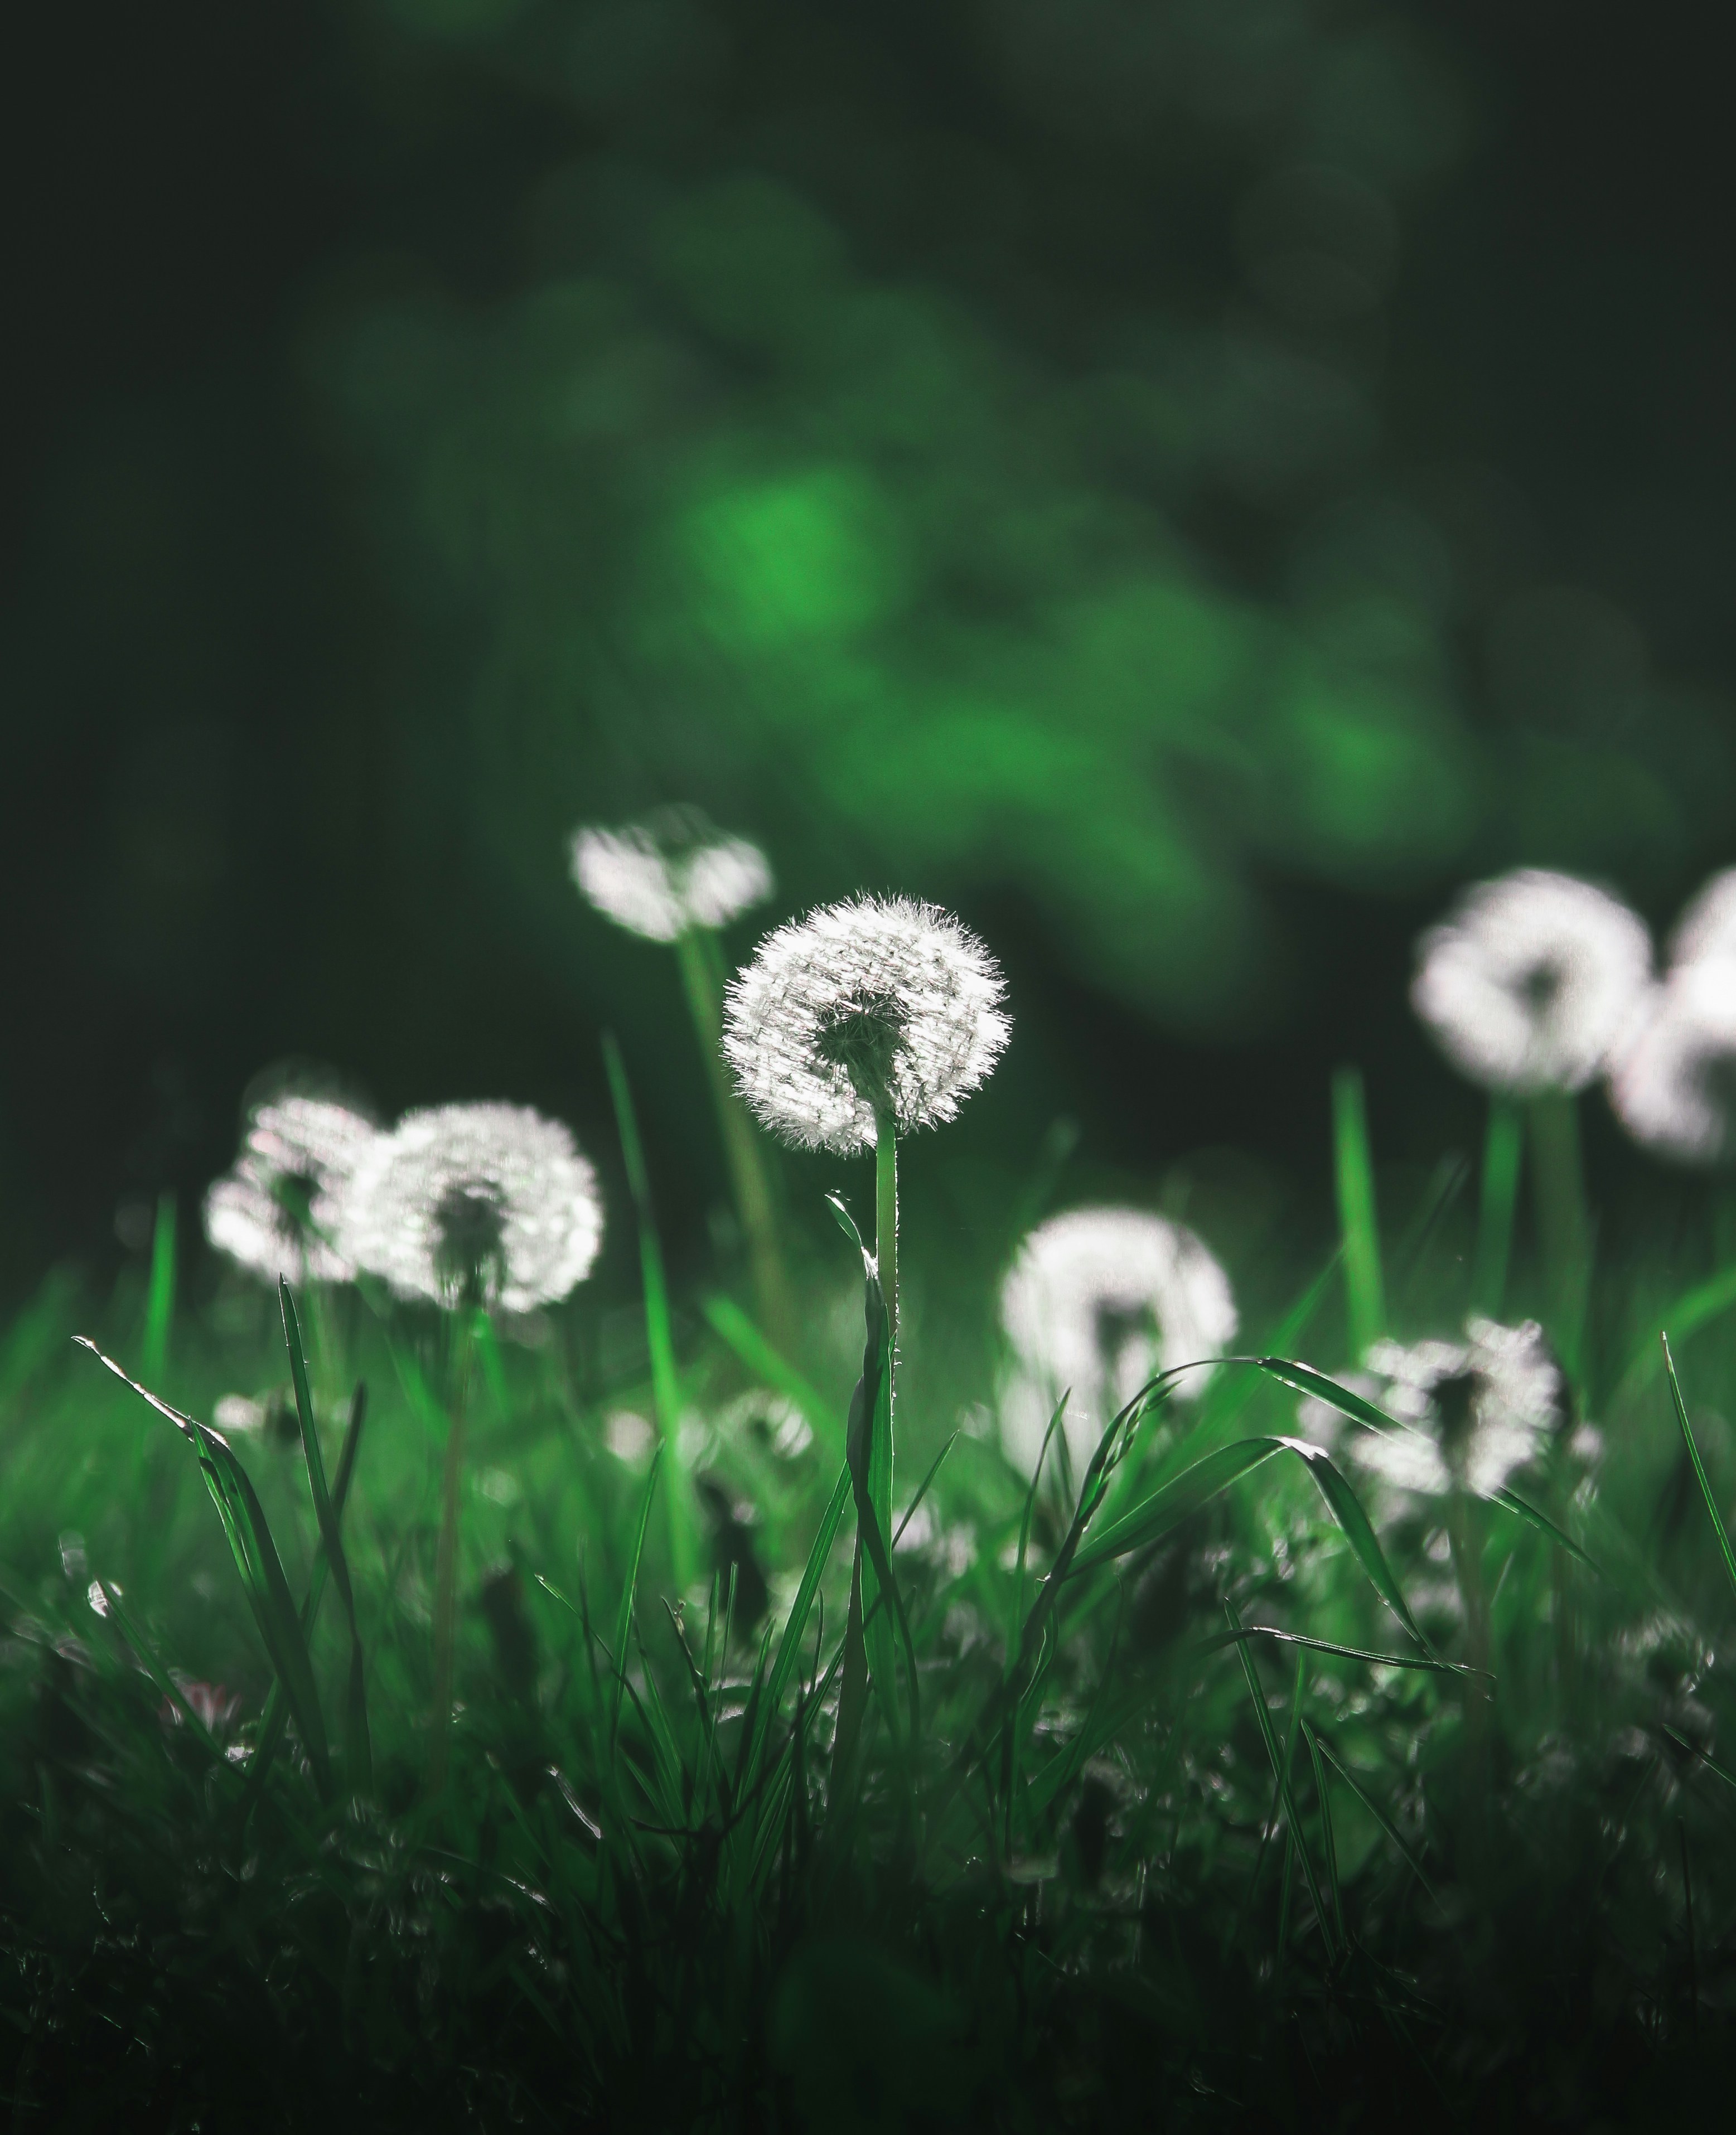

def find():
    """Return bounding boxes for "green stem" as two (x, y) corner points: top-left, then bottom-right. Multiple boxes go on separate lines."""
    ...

(675, 928), (795, 1354)
(430, 1309), (476, 1789)
(1332, 1067), (1384, 1358)
(876, 1112), (898, 1358)
(1473, 1098), (1523, 1318)
(1527, 1091), (1591, 1381)
(142, 1191), (177, 1386)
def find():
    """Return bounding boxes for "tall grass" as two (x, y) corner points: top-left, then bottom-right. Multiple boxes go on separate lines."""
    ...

(3, 1072), (1736, 2127)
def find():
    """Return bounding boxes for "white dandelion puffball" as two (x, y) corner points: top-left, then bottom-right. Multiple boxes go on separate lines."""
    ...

(1609, 960), (1736, 1165)
(342, 1102), (603, 1313)
(999, 1208), (1239, 1480)
(203, 1095), (376, 1284)
(722, 894), (1009, 1155)
(1350, 1315), (1563, 1500)
(1671, 869), (1736, 970)
(1411, 868), (1652, 1096)
(569, 808), (772, 943)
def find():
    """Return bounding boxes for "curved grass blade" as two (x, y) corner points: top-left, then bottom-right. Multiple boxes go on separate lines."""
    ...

(1308, 1728), (1438, 1902)
(1197, 1624), (1474, 1676)
(1489, 1485), (1599, 1571)
(75, 1337), (333, 1800)
(93, 1577), (236, 1781)
(1332, 1066), (1385, 1356)
(1250, 1357), (1409, 1437)
(1662, 1333), (1736, 1605)
(610, 1442), (664, 1754)
(741, 1460), (851, 1792)
(1230, 1596), (1333, 1965)
(1303, 1718), (1346, 1952)
(280, 1280), (370, 1791)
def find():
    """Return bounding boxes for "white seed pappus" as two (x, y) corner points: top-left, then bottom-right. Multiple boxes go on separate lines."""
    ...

(203, 1096), (376, 1285)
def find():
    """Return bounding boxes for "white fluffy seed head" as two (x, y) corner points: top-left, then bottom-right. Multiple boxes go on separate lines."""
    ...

(203, 1095), (377, 1285)
(341, 1102), (603, 1313)
(1411, 868), (1652, 1096)
(569, 807), (772, 942)
(998, 1207), (1239, 1482)
(721, 894), (1009, 1154)
(1609, 960), (1736, 1165)
(1349, 1315), (1564, 1500)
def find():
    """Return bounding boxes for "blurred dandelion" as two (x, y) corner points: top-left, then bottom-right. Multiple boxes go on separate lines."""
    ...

(570, 807), (791, 1348)
(203, 1096), (376, 1285)
(1411, 869), (1652, 1097)
(999, 1207), (1237, 1482)
(342, 1102), (603, 1313)
(569, 807), (773, 943)
(1349, 1315), (1564, 1501)
(1609, 872), (1736, 1165)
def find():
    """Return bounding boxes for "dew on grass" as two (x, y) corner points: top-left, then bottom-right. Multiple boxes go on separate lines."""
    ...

(722, 894), (1008, 1153)
(342, 1102), (603, 1311)
(1410, 868), (1652, 1095)
(570, 806), (772, 942)
(999, 1206), (1237, 1480)
(204, 1095), (377, 1284)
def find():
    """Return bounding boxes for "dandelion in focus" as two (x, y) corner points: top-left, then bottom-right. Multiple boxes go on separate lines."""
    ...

(343, 1101), (604, 1778)
(999, 1207), (1237, 1484)
(1610, 872), (1736, 1165)
(342, 1102), (603, 1312)
(570, 807), (791, 1347)
(204, 1096), (376, 1285)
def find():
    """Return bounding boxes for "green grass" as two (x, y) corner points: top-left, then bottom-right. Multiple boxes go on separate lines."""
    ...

(5, 1086), (1736, 2128)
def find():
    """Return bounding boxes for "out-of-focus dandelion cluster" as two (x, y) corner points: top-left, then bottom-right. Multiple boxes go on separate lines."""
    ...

(1413, 863), (1736, 1165)
(999, 1207), (1238, 1482)
(570, 808), (773, 943)
(722, 894), (1009, 1154)
(205, 1092), (604, 1313)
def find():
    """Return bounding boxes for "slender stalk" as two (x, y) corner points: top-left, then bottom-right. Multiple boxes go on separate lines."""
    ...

(876, 1112), (898, 1355)
(1473, 1097), (1522, 1318)
(1446, 1489), (1491, 1870)
(142, 1190), (177, 1386)
(675, 927), (795, 1353)
(1527, 1091), (1591, 1381)
(1332, 1067), (1385, 1358)
(429, 1307), (477, 1789)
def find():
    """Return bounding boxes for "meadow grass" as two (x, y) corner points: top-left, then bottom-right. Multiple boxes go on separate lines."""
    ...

(3, 1078), (1736, 2129)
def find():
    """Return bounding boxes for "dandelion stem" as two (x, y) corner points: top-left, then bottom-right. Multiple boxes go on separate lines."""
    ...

(1473, 1098), (1523, 1318)
(1332, 1067), (1385, 1357)
(675, 927), (795, 1354)
(1527, 1092), (1591, 1381)
(876, 1111), (898, 1357)
(430, 1306), (477, 1789)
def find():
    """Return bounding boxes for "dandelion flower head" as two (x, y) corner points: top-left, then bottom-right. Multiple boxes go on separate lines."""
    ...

(1670, 869), (1736, 971)
(999, 1207), (1238, 1479)
(1411, 868), (1652, 1095)
(342, 1102), (603, 1312)
(1349, 1315), (1564, 1499)
(203, 1095), (376, 1284)
(722, 894), (1009, 1154)
(1609, 956), (1736, 1165)
(569, 806), (773, 943)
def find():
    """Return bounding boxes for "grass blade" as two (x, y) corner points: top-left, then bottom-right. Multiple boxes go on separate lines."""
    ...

(1489, 1485), (1598, 1571)
(75, 1337), (333, 1800)
(611, 1442), (664, 1754)
(1303, 1718), (1346, 1952)
(1198, 1624), (1473, 1675)
(1332, 1066), (1385, 1357)
(603, 1032), (694, 1589)
(742, 1461), (851, 1789)
(1661, 1332), (1736, 1605)
(1230, 1598), (1333, 1965)
(1473, 1097), (1522, 1316)
(280, 1280), (371, 1791)
(1309, 1728), (1437, 1902)
(93, 1577), (235, 1779)
(142, 1190), (177, 1385)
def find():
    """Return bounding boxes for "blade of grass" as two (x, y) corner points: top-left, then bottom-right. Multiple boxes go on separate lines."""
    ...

(699, 1295), (845, 1465)
(1232, 1603), (1332, 1966)
(1303, 1718), (1346, 1953)
(75, 1337), (333, 1800)
(1308, 1729), (1438, 1902)
(610, 1443), (665, 1755)
(1198, 1625), (1474, 1675)
(1662, 1332), (1736, 1605)
(1488, 1485), (1599, 1571)
(603, 1032), (694, 1589)
(142, 1191), (176, 1385)
(1473, 1098), (1522, 1316)
(1333, 1067), (1385, 1357)
(741, 1460), (851, 1792)
(280, 1280), (371, 1792)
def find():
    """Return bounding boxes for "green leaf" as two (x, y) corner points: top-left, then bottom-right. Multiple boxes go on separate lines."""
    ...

(1332, 1066), (1385, 1356)
(1250, 1357), (1408, 1437)
(75, 1338), (333, 1800)
(1197, 1624), (1473, 1675)
(142, 1192), (177, 1386)
(1231, 1597), (1333, 1965)
(610, 1442), (664, 1756)
(742, 1460), (850, 1790)
(280, 1281), (371, 1792)
(1488, 1486), (1599, 1571)
(1662, 1333), (1736, 1606)
(1308, 1729), (1438, 1902)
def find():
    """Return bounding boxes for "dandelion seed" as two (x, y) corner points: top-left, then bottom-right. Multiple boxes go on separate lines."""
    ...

(1411, 868), (1652, 1095)
(569, 807), (772, 943)
(999, 1207), (1238, 1480)
(203, 1095), (376, 1284)
(1349, 1315), (1564, 1500)
(342, 1102), (603, 1312)
(722, 894), (1009, 1154)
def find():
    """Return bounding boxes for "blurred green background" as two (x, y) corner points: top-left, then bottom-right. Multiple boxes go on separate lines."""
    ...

(3, 0), (1732, 1305)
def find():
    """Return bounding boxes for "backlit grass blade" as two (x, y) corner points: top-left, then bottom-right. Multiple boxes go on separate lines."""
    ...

(1489, 1486), (1599, 1571)
(142, 1190), (177, 1384)
(1308, 1728), (1437, 1902)
(1198, 1624), (1471, 1674)
(1303, 1718), (1346, 1951)
(742, 1460), (851, 1790)
(1252, 1355), (1405, 1437)
(841, 1238), (919, 1742)
(280, 1280), (371, 1792)
(610, 1442), (664, 1754)
(1661, 1333), (1736, 1605)
(699, 1295), (846, 1465)
(1231, 1598), (1333, 1965)
(1332, 1066), (1385, 1356)
(1473, 1098), (1522, 1316)
(1615, 1265), (1736, 1400)
(603, 1032), (694, 1588)
(75, 1337), (333, 1800)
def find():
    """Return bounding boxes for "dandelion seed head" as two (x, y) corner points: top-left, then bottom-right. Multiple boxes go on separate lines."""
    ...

(721, 894), (1009, 1154)
(999, 1207), (1238, 1479)
(1410, 868), (1652, 1095)
(1351, 1315), (1563, 1500)
(1609, 960), (1736, 1165)
(203, 1095), (376, 1285)
(569, 807), (772, 942)
(1671, 869), (1736, 970)
(342, 1102), (603, 1313)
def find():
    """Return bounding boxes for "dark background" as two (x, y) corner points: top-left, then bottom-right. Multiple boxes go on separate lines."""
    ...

(3, 0), (1732, 1308)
